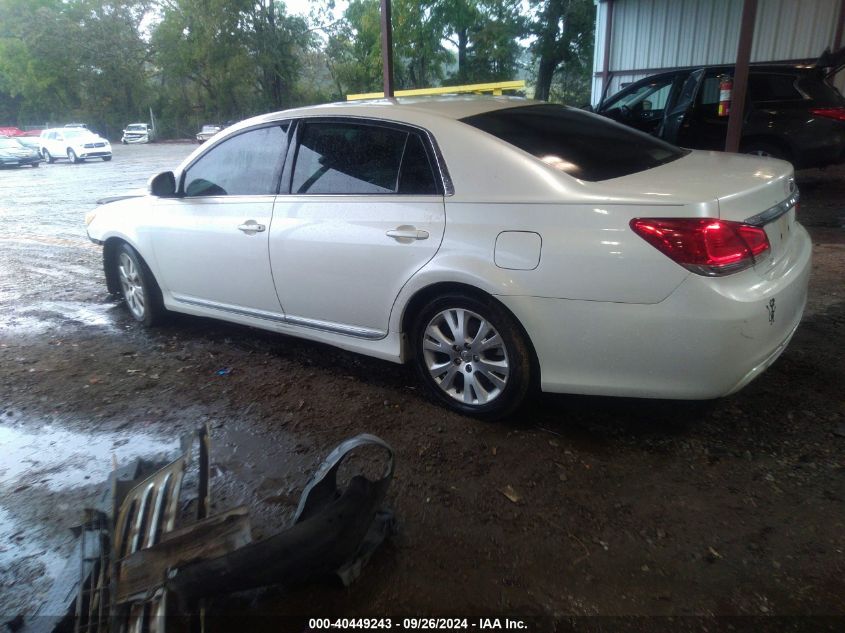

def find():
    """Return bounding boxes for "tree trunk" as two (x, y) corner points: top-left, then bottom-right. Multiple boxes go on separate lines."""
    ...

(534, 57), (557, 101)
(457, 28), (468, 81)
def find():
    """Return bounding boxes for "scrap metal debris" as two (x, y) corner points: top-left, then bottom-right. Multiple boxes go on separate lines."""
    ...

(498, 485), (521, 504)
(17, 429), (396, 633)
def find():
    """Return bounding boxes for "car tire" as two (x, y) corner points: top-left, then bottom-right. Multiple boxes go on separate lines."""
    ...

(741, 142), (788, 161)
(121, 140), (127, 145)
(102, 156), (112, 162)
(114, 243), (166, 327)
(67, 149), (79, 164)
(412, 293), (533, 420)
(42, 149), (54, 164)
(31, 162), (39, 168)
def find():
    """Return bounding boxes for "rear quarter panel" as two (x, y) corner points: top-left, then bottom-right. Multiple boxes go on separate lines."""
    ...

(390, 199), (691, 337)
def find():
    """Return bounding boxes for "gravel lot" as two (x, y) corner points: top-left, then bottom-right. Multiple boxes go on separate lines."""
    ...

(0, 144), (843, 627)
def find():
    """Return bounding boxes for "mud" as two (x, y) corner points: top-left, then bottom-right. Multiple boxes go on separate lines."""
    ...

(0, 145), (843, 622)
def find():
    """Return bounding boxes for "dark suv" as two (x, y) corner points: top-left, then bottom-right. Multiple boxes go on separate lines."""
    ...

(596, 49), (845, 169)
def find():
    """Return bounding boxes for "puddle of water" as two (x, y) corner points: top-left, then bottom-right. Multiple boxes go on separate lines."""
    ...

(0, 504), (67, 587)
(0, 422), (179, 491)
(0, 419), (180, 616)
(0, 300), (120, 335)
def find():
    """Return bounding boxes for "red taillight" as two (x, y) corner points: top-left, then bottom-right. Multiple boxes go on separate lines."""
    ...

(630, 218), (770, 276)
(809, 107), (845, 122)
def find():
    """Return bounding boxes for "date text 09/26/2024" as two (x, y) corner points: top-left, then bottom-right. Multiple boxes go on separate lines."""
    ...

(308, 618), (528, 630)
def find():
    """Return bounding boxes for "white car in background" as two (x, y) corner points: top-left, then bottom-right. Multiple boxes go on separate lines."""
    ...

(85, 97), (811, 418)
(196, 124), (222, 143)
(122, 123), (153, 144)
(40, 127), (112, 163)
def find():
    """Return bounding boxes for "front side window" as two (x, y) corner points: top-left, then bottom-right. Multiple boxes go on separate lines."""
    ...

(183, 124), (288, 197)
(291, 121), (439, 195)
(603, 75), (675, 115)
(462, 104), (687, 182)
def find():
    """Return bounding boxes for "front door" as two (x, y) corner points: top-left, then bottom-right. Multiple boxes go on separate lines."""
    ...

(152, 124), (289, 316)
(269, 119), (446, 337)
(660, 69), (705, 145)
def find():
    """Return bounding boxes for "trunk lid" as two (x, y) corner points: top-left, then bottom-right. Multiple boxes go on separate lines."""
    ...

(587, 149), (798, 269)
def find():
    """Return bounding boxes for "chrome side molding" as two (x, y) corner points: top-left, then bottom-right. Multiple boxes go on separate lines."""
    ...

(172, 295), (386, 340)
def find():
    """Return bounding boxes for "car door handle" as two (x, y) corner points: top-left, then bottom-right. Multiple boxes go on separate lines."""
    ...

(386, 227), (429, 241)
(238, 221), (265, 233)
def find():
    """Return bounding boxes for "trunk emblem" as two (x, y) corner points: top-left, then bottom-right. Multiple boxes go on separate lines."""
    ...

(766, 298), (776, 324)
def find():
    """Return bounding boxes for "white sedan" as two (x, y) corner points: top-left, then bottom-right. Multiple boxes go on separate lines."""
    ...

(85, 97), (811, 418)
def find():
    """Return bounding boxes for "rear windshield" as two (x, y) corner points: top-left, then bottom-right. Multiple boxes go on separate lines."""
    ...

(797, 73), (845, 105)
(460, 104), (686, 182)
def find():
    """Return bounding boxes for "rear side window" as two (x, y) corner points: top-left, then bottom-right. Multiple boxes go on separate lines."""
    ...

(398, 134), (438, 194)
(183, 124), (288, 197)
(291, 121), (439, 195)
(462, 104), (686, 182)
(748, 74), (802, 101)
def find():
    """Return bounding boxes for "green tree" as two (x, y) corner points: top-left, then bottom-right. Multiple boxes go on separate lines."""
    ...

(323, 0), (383, 95)
(324, 0), (451, 96)
(438, 0), (526, 85)
(0, 0), (151, 132)
(529, 0), (594, 102)
(67, 0), (152, 134)
(151, 0), (257, 123)
(392, 0), (450, 89)
(245, 0), (313, 110)
(0, 0), (83, 123)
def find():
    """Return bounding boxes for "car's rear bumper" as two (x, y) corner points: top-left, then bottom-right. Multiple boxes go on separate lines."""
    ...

(498, 223), (812, 400)
(1, 157), (41, 167)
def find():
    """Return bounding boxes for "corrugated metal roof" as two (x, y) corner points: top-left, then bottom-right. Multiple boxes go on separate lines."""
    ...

(592, 0), (844, 103)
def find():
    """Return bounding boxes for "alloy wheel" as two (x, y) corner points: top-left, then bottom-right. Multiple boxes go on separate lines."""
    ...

(422, 308), (510, 406)
(118, 252), (145, 319)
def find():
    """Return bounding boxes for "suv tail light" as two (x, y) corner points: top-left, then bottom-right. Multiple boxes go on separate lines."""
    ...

(630, 218), (770, 276)
(810, 107), (845, 122)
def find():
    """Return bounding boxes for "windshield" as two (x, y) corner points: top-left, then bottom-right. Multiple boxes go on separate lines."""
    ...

(127, 124), (147, 131)
(461, 104), (687, 182)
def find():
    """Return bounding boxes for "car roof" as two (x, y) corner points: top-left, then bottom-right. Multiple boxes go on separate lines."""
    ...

(248, 95), (535, 127)
(629, 63), (818, 84)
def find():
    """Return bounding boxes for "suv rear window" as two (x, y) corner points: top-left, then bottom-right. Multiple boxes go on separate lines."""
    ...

(461, 104), (686, 182)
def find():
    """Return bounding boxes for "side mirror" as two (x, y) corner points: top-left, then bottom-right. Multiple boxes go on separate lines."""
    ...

(148, 171), (176, 197)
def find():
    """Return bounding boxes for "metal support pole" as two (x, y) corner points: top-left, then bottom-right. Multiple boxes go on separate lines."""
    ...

(599, 0), (614, 108)
(725, 0), (758, 153)
(380, 0), (395, 98)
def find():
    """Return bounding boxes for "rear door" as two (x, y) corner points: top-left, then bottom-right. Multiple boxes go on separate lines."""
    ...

(269, 118), (446, 337)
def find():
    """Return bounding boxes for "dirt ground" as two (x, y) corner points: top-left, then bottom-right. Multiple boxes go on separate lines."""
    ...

(0, 144), (843, 629)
